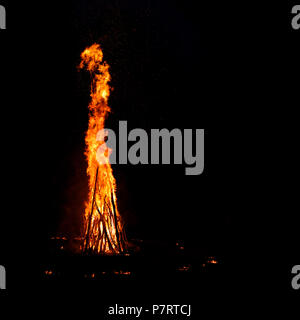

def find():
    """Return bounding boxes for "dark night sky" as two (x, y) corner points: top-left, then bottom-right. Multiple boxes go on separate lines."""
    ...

(1, 0), (284, 266)
(31, 1), (225, 247)
(5, 1), (251, 249)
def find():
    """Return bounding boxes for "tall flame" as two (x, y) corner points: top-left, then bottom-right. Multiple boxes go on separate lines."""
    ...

(80, 44), (126, 254)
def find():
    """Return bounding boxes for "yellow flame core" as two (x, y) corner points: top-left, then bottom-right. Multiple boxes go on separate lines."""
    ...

(80, 44), (126, 254)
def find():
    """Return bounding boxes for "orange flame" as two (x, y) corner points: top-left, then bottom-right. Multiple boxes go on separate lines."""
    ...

(80, 44), (126, 254)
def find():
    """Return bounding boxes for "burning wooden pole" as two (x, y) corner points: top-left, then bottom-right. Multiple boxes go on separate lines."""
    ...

(84, 166), (99, 251)
(111, 191), (121, 252)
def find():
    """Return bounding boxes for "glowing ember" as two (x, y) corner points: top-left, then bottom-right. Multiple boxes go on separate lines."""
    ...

(80, 43), (127, 254)
(207, 257), (218, 264)
(177, 265), (192, 272)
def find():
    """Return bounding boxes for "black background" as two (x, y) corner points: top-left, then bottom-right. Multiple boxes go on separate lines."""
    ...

(0, 0), (297, 306)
